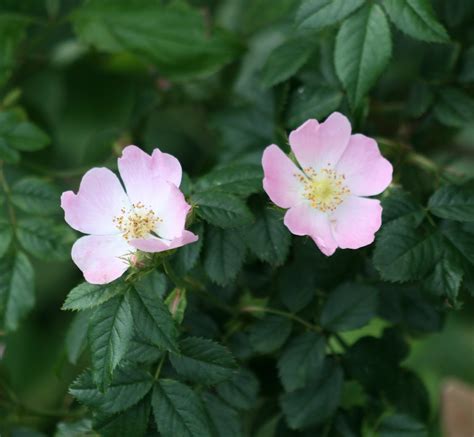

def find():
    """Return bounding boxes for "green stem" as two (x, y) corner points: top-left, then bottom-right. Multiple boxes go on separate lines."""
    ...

(154, 353), (168, 380)
(241, 306), (321, 332)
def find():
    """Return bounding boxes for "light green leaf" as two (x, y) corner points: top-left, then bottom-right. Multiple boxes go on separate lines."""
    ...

(216, 368), (259, 410)
(321, 283), (378, 332)
(4, 121), (50, 151)
(129, 285), (179, 353)
(428, 182), (474, 222)
(296, 0), (365, 30)
(170, 337), (237, 385)
(152, 379), (213, 437)
(0, 251), (34, 332)
(62, 280), (126, 311)
(244, 208), (291, 266)
(278, 332), (326, 392)
(434, 87), (474, 128)
(88, 293), (134, 389)
(193, 191), (254, 228)
(65, 310), (91, 365)
(0, 218), (12, 257)
(249, 315), (292, 354)
(17, 218), (75, 261)
(11, 177), (61, 215)
(382, 0), (449, 43)
(335, 4), (392, 108)
(70, 366), (153, 414)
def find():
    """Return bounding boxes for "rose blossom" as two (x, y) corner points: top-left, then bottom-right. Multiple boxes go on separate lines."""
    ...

(61, 145), (198, 284)
(262, 112), (392, 256)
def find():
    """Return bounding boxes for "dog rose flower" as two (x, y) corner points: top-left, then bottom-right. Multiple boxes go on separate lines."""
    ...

(61, 145), (198, 284)
(262, 112), (392, 256)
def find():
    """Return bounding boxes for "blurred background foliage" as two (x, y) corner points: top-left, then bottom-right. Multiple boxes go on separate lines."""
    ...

(0, 0), (473, 436)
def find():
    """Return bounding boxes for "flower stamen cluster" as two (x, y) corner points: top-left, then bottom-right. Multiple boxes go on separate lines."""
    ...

(113, 202), (162, 241)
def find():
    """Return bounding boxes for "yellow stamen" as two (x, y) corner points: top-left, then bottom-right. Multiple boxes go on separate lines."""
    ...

(113, 202), (162, 240)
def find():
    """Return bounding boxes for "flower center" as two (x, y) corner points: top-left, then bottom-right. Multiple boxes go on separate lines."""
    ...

(296, 167), (350, 212)
(113, 202), (162, 240)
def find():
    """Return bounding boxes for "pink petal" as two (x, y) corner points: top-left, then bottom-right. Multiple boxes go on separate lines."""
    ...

(151, 148), (182, 187)
(330, 196), (382, 249)
(336, 134), (393, 196)
(262, 144), (304, 209)
(130, 230), (198, 253)
(284, 204), (338, 256)
(71, 235), (134, 284)
(61, 168), (129, 235)
(289, 112), (352, 171)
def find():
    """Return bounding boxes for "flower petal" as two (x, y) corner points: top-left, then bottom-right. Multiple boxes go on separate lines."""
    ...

(130, 230), (198, 253)
(151, 148), (182, 187)
(289, 112), (352, 171)
(61, 168), (129, 235)
(336, 134), (393, 196)
(262, 144), (304, 209)
(284, 204), (338, 256)
(330, 196), (382, 249)
(71, 234), (134, 284)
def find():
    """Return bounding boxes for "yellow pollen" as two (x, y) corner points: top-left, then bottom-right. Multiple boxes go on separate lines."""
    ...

(113, 202), (162, 240)
(295, 167), (350, 212)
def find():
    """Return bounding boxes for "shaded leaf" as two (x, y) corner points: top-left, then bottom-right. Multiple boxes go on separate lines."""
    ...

(11, 177), (61, 215)
(216, 368), (260, 410)
(248, 315), (292, 354)
(296, 0), (365, 30)
(63, 280), (125, 311)
(428, 182), (474, 222)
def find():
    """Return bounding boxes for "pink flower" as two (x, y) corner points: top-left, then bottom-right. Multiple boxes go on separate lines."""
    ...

(262, 112), (392, 256)
(61, 145), (198, 284)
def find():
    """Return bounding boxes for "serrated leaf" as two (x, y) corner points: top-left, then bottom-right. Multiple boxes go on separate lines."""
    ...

(17, 218), (75, 261)
(0, 218), (12, 257)
(249, 315), (292, 354)
(296, 0), (365, 30)
(135, 270), (168, 299)
(335, 3), (392, 108)
(193, 191), (254, 228)
(405, 82), (434, 118)
(93, 396), (151, 437)
(129, 285), (178, 353)
(434, 87), (474, 128)
(261, 38), (315, 87)
(382, 0), (449, 43)
(216, 368), (259, 410)
(204, 227), (246, 285)
(172, 223), (204, 275)
(170, 337), (237, 385)
(11, 177), (61, 215)
(428, 182), (474, 222)
(245, 208), (291, 266)
(4, 121), (50, 151)
(382, 189), (425, 226)
(194, 164), (263, 197)
(373, 218), (442, 282)
(278, 332), (326, 392)
(321, 283), (378, 332)
(202, 392), (242, 437)
(425, 257), (463, 301)
(125, 336), (163, 364)
(441, 221), (474, 265)
(65, 309), (91, 365)
(152, 379), (213, 437)
(63, 280), (125, 311)
(88, 293), (134, 389)
(0, 251), (34, 332)
(280, 359), (343, 430)
(70, 366), (153, 414)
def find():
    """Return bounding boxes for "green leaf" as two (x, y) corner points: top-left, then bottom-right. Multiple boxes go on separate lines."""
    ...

(135, 270), (168, 299)
(164, 288), (187, 324)
(129, 285), (179, 353)
(0, 136), (19, 163)
(460, 45), (474, 83)
(434, 87), (474, 128)
(65, 309), (91, 365)
(373, 218), (442, 282)
(4, 121), (50, 151)
(17, 218), (75, 261)
(193, 191), (254, 228)
(172, 223), (204, 275)
(70, 366), (153, 414)
(55, 418), (93, 437)
(72, 0), (240, 80)
(296, 0), (365, 30)
(382, 189), (425, 226)
(278, 262), (316, 312)
(278, 332), (326, 392)
(321, 283), (378, 332)
(428, 182), (474, 222)
(244, 208), (291, 266)
(249, 315), (292, 354)
(382, 0), (449, 43)
(170, 337), (237, 385)
(405, 82), (434, 118)
(0, 218), (12, 257)
(261, 38), (315, 87)
(11, 177), (61, 215)
(378, 413), (427, 437)
(216, 368), (260, 410)
(152, 379), (213, 437)
(0, 251), (34, 332)
(425, 257), (463, 301)
(0, 14), (28, 87)
(194, 164), (263, 197)
(204, 228), (246, 285)
(202, 392), (242, 437)
(125, 336), (163, 364)
(441, 221), (474, 266)
(88, 293), (134, 389)
(63, 280), (125, 311)
(280, 359), (343, 430)
(287, 85), (343, 128)
(93, 397), (151, 437)
(335, 3), (392, 108)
